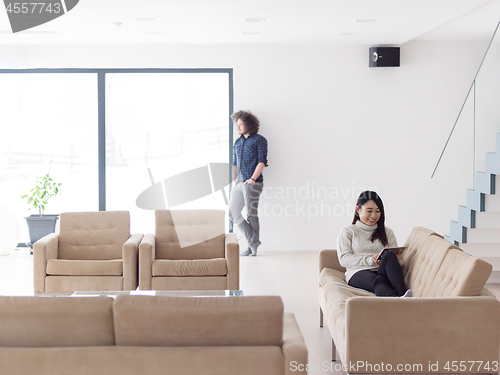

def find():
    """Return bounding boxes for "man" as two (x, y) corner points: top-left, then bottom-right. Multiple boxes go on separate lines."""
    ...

(229, 110), (268, 256)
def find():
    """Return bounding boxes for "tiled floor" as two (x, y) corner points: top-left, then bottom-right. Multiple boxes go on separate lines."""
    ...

(1, 248), (499, 374)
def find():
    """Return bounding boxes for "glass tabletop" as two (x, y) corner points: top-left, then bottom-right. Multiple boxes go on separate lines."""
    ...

(69, 290), (244, 298)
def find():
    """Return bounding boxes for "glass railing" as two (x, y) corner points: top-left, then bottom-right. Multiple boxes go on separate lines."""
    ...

(431, 21), (500, 237)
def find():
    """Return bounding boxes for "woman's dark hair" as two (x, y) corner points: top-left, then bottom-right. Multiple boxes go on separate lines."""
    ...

(352, 190), (388, 246)
(231, 110), (260, 134)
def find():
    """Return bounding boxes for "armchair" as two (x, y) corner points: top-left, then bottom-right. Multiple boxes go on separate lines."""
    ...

(139, 210), (239, 290)
(33, 211), (143, 294)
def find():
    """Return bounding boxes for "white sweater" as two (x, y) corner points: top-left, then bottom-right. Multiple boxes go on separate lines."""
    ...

(336, 221), (398, 282)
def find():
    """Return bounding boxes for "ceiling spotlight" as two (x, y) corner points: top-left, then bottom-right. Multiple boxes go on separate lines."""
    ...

(245, 18), (266, 23)
(337, 32), (359, 36)
(242, 31), (260, 36)
(112, 22), (123, 27)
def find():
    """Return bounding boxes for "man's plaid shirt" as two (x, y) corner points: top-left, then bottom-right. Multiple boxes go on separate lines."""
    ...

(233, 133), (268, 182)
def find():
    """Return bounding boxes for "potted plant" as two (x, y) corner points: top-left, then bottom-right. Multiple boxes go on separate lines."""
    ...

(21, 161), (62, 250)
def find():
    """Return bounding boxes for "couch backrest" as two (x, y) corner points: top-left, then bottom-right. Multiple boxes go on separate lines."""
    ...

(0, 296), (114, 347)
(407, 235), (458, 297)
(404, 228), (492, 297)
(426, 248), (492, 296)
(401, 226), (442, 288)
(113, 295), (284, 347)
(58, 211), (131, 260)
(155, 210), (225, 260)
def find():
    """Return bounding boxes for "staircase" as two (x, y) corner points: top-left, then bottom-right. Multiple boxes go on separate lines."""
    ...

(446, 133), (500, 282)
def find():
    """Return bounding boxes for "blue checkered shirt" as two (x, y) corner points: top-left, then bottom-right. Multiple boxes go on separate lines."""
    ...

(233, 133), (268, 182)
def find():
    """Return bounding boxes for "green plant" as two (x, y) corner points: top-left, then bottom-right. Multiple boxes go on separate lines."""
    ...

(21, 161), (62, 216)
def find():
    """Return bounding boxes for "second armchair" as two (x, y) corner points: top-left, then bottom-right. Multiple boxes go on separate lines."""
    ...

(139, 210), (239, 291)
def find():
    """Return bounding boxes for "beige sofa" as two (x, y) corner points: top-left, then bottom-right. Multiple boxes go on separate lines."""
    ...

(319, 226), (500, 374)
(33, 211), (143, 293)
(139, 210), (239, 290)
(0, 295), (307, 375)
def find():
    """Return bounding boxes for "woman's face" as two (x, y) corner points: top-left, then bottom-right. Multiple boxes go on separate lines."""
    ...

(356, 200), (381, 226)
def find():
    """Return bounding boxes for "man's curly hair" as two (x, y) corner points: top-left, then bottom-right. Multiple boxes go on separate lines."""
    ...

(231, 110), (260, 134)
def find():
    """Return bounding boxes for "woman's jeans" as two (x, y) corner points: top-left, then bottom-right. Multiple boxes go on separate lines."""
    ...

(348, 251), (407, 296)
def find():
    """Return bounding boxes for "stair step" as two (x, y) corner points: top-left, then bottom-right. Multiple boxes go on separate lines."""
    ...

(450, 221), (466, 243)
(476, 171), (495, 195)
(458, 205), (475, 228)
(487, 270), (500, 283)
(485, 194), (500, 212)
(466, 189), (485, 212)
(475, 212), (500, 228)
(443, 235), (455, 245)
(485, 153), (500, 175)
(485, 153), (498, 175)
(459, 242), (500, 258)
(466, 228), (500, 243)
(458, 243), (500, 272)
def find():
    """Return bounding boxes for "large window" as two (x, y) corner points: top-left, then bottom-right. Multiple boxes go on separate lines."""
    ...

(0, 69), (233, 246)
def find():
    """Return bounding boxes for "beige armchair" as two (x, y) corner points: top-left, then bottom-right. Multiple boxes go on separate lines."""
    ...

(33, 211), (143, 294)
(139, 210), (239, 290)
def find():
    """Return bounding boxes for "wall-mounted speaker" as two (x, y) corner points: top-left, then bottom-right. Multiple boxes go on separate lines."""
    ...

(369, 47), (400, 67)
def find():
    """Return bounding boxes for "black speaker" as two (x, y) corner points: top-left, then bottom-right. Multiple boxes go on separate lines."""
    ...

(369, 47), (400, 67)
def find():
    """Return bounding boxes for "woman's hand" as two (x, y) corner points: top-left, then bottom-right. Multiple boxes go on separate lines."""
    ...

(371, 254), (381, 266)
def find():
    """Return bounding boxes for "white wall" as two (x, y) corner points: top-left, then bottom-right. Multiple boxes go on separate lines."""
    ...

(0, 40), (488, 249)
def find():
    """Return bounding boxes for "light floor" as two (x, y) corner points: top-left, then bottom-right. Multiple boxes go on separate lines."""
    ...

(1, 248), (500, 374)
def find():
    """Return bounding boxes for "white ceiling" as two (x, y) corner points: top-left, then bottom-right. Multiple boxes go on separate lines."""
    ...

(0, 0), (499, 45)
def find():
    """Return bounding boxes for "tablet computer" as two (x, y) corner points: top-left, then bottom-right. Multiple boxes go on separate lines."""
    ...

(376, 246), (406, 261)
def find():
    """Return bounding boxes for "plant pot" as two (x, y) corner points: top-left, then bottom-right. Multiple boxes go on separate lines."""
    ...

(24, 215), (59, 248)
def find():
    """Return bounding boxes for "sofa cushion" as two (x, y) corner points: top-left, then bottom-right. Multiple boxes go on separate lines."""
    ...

(427, 248), (492, 296)
(155, 210), (225, 260)
(46, 259), (123, 276)
(406, 235), (459, 297)
(151, 276), (228, 291)
(0, 346), (285, 375)
(319, 268), (374, 337)
(0, 296), (114, 347)
(152, 258), (227, 276)
(401, 226), (442, 287)
(45, 276), (124, 293)
(113, 295), (283, 347)
(58, 211), (130, 260)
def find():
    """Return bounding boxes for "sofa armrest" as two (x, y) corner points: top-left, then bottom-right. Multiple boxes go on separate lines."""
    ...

(283, 313), (308, 375)
(345, 296), (500, 373)
(139, 234), (155, 290)
(122, 233), (143, 291)
(225, 233), (239, 290)
(33, 233), (59, 294)
(319, 249), (346, 274)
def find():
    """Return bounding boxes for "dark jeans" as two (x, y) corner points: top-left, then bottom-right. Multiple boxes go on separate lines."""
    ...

(348, 251), (407, 297)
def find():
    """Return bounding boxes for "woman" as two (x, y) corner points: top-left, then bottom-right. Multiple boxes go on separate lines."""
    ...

(337, 190), (411, 297)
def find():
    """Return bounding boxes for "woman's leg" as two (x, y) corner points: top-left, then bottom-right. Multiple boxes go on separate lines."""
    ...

(378, 251), (407, 296)
(348, 270), (398, 297)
